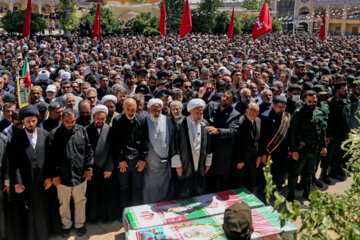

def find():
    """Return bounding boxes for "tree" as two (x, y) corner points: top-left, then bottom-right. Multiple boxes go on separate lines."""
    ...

(212, 11), (242, 34)
(80, 4), (122, 35)
(130, 12), (159, 36)
(1, 10), (48, 34)
(272, 19), (283, 32)
(159, 0), (185, 31)
(242, 0), (259, 10)
(58, 0), (78, 34)
(192, 0), (223, 33)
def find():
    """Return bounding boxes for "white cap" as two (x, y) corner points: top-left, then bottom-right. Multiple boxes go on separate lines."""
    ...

(156, 57), (164, 62)
(38, 70), (50, 80)
(60, 71), (71, 80)
(46, 85), (57, 92)
(101, 95), (118, 104)
(187, 98), (206, 112)
(91, 104), (108, 116)
(147, 98), (163, 109)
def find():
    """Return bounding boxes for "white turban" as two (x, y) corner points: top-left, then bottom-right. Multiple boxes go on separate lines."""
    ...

(91, 104), (108, 116)
(101, 95), (118, 105)
(187, 98), (206, 112)
(147, 98), (163, 109)
(60, 71), (71, 80)
(38, 70), (50, 80)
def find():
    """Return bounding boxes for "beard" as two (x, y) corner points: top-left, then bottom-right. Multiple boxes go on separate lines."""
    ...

(125, 113), (135, 120)
(190, 115), (203, 124)
(150, 114), (160, 123)
(26, 127), (36, 133)
(173, 113), (182, 119)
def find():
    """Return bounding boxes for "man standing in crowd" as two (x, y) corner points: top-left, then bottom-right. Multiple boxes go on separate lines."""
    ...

(48, 109), (94, 237)
(111, 98), (148, 220)
(234, 88), (251, 115)
(0, 132), (8, 240)
(288, 91), (327, 201)
(143, 99), (172, 203)
(0, 102), (16, 132)
(40, 102), (63, 132)
(9, 105), (52, 240)
(170, 99), (212, 199)
(86, 105), (116, 223)
(323, 82), (350, 182)
(233, 103), (261, 193)
(203, 90), (240, 192)
(258, 96), (290, 199)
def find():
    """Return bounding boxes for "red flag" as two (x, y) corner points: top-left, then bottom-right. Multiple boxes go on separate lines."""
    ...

(227, 7), (235, 39)
(179, 0), (192, 38)
(252, 0), (272, 40)
(22, 0), (31, 38)
(319, 10), (326, 42)
(159, 0), (166, 36)
(93, 0), (101, 39)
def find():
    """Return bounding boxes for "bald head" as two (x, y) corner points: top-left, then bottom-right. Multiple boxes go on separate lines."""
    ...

(123, 97), (137, 120)
(246, 103), (259, 121)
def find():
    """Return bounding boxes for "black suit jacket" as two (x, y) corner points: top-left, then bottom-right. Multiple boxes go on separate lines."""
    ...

(234, 115), (261, 164)
(203, 102), (240, 175)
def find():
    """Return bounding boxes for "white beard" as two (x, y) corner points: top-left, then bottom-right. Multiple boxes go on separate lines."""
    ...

(150, 114), (160, 123)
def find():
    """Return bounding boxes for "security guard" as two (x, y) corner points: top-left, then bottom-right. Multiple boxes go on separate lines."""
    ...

(287, 90), (327, 201)
(322, 81), (350, 182)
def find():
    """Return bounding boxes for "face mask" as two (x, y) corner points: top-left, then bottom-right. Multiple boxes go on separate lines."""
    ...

(292, 95), (300, 102)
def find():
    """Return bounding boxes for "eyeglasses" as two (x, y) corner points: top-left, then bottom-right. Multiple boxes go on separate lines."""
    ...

(62, 86), (71, 89)
(184, 86), (191, 89)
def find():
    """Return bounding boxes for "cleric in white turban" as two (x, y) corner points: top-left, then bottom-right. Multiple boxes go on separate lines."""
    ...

(60, 71), (71, 80)
(38, 70), (50, 81)
(91, 104), (108, 116)
(187, 98), (206, 112)
(101, 95), (118, 105)
(147, 98), (163, 109)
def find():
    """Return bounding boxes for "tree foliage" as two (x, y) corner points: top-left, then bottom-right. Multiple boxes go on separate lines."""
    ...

(1, 10), (48, 34)
(263, 126), (360, 239)
(58, 0), (79, 33)
(241, 0), (260, 10)
(80, 3), (122, 35)
(130, 12), (159, 36)
(212, 11), (242, 34)
(160, 0), (185, 31)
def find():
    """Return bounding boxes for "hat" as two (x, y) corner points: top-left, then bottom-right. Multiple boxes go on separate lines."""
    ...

(313, 84), (326, 93)
(135, 84), (150, 94)
(147, 98), (163, 109)
(211, 92), (224, 102)
(16, 53), (23, 59)
(156, 57), (164, 62)
(46, 85), (57, 92)
(187, 98), (206, 112)
(60, 71), (71, 80)
(154, 89), (170, 99)
(101, 95), (118, 104)
(38, 70), (50, 81)
(91, 104), (108, 116)
(19, 105), (39, 120)
(173, 78), (185, 87)
(305, 70), (315, 79)
(223, 202), (253, 240)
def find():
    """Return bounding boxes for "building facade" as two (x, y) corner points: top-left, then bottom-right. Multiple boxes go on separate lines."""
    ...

(0, 0), (58, 17)
(293, 0), (360, 35)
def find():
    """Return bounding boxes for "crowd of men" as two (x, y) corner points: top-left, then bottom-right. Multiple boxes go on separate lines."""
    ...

(0, 32), (359, 239)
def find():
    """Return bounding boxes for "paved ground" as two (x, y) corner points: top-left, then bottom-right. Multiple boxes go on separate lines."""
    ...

(49, 169), (353, 240)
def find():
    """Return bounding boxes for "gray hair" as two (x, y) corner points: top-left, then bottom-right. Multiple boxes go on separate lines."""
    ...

(240, 88), (251, 97)
(81, 82), (90, 87)
(63, 93), (75, 102)
(112, 85), (127, 95)
(170, 100), (183, 109)
(85, 87), (97, 96)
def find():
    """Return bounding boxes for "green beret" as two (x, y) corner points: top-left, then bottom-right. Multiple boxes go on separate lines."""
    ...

(223, 202), (253, 239)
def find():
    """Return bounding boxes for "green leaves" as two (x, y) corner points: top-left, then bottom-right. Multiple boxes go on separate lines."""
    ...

(80, 3), (123, 36)
(59, 0), (79, 33)
(264, 126), (360, 239)
(2, 10), (48, 34)
(129, 12), (159, 36)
